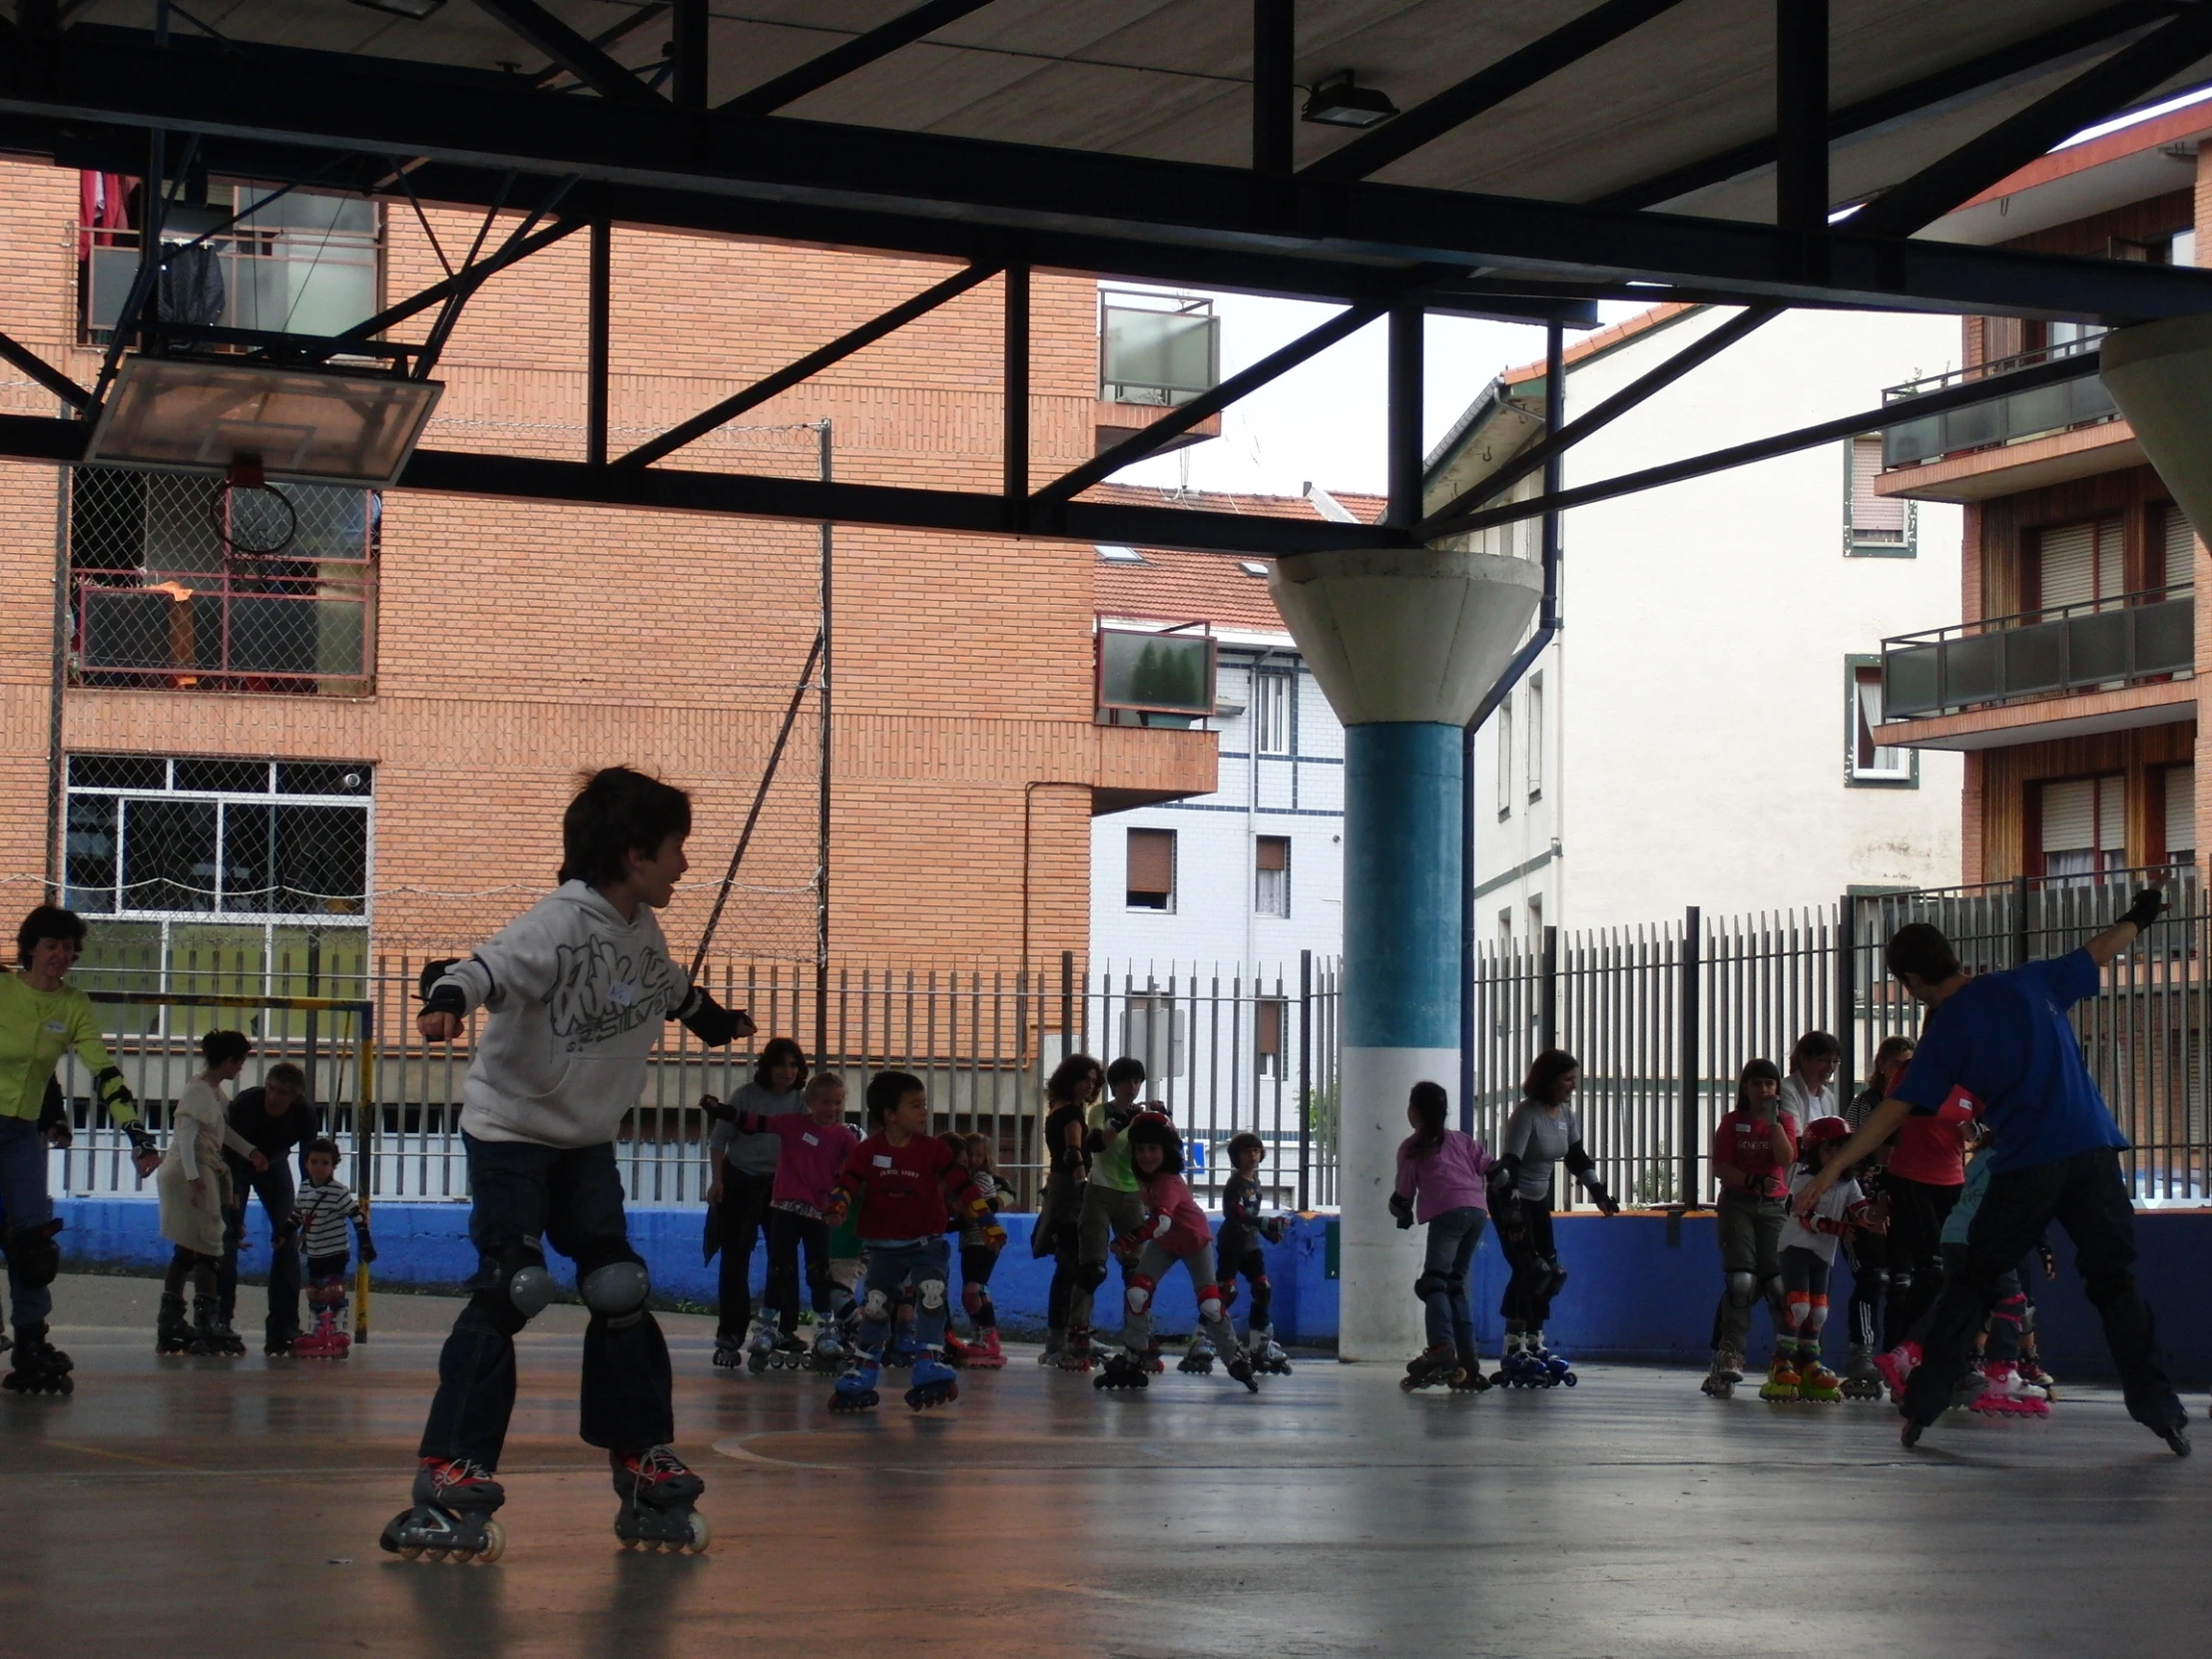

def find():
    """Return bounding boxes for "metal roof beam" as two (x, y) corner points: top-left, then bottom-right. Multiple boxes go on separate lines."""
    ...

(0, 326), (89, 410)
(717, 0), (1001, 120)
(334, 214), (584, 342)
(466, 0), (665, 109)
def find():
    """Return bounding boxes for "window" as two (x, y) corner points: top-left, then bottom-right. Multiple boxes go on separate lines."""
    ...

(1528, 893), (1544, 939)
(1848, 660), (1913, 786)
(1253, 669), (1293, 756)
(1497, 908), (1513, 946)
(1525, 674), (1544, 800)
(1126, 828), (1176, 910)
(2160, 503), (2197, 587)
(69, 466), (376, 694)
(63, 755), (372, 992)
(1255, 997), (1286, 1078)
(1255, 835), (1291, 917)
(1846, 434), (1913, 555)
(1120, 993), (1187, 1079)
(2033, 516), (2124, 615)
(2037, 775), (2124, 885)
(2165, 764), (2196, 872)
(1496, 696), (1513, 818)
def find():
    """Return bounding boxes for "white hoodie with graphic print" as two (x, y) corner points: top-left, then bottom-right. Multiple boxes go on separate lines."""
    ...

(434, 881), (691, 1149)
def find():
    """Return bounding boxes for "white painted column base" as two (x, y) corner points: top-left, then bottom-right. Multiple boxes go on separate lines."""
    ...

(1337, 1044), (1459, 1362)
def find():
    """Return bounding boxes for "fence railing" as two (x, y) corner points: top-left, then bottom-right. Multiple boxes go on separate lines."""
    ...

(49, 951), (1342, 1216)
(1473, 868), (2208, 1210)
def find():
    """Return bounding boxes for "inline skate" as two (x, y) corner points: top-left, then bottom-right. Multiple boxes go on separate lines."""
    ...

(1400, 1344), (1464, 1392)
(1, 1325), (72, 1395)
(1525, 1331), (1577, 1387)
(1968, 1361), (2050, 1418)
(884, 1330), (926, 1371)
(1701, 1348), (1742, 1399)
(1250, 1325), (1293, 1377)
(611, 1445), (711, 1553)
(1758, 1353), (1801, 1401)
(292, 1286), (350, 1360)
(379, 1456), (507, 1563)
(712, 1334), (744, 1372)
(1178, 1333), (1216, 1376)
(1093, 1352), (1149, 1391)
(949, 1328), (1004, 1369)
(1224, 1355), (1260, 1394)
(188, 1297), (246, 1358)
(904, 1352), (959, 1410)
(743, 1316), (781, 1376)
(1872, 1339), (1921, 1401)
(1057, 1324), (1097, 1373)
(156, 1294), (195, 1357)
(811, 1325), (846, 1372)
(1796, 1357), (1843, 1403)
(829, 1352), (881, 1413)
(766, 1333), (812, 1372)
(1839, 1344), (1884, 1400)
(1448, 1349), (1489, 1392)
(2016, 1353), (2057, 1399)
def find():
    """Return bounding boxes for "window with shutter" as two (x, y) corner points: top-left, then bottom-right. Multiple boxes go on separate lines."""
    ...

(2166, 764), (2196, 867)
(1255, 997), (1285, 1077)
(1848, 435), (1910, 551)
(2035, 517), (2123, 614)
(2161, 504), (2197, 589)
(1255, 835), (1290, 917)
(1253, 670), (1293, 756)
(1849, 663), (1911, 784)
(2038, 775), (2123, 884)
(1126, 828), (1175, 910)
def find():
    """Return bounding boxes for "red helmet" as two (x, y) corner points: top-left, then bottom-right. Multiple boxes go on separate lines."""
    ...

(1804, 1116), (1852, 1147)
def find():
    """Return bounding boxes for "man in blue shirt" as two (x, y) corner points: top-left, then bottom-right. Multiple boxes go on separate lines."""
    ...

(1799, 883), (2188, 1455)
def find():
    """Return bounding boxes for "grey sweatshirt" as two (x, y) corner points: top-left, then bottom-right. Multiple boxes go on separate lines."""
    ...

(434, 881), (692, 1150)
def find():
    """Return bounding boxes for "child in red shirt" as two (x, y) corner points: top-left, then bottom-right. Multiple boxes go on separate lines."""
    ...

(1702, 1058), (1801, 1397)
(703, 1071), (858, 1371)
(1095, 1114), (1259, 1395)
(824, 1070), (999, 1412)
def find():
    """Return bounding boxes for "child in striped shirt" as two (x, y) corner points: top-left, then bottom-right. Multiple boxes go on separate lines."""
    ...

(289, 1137), (375, 1359)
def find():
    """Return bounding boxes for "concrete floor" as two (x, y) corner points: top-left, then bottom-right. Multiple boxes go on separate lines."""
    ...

(5, 1276), (2207, 1659)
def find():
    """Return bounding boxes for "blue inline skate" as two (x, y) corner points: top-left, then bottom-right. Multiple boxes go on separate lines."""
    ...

(903, 1352), (959, 1410)
(829, 1352), (881, 1413)
(1522, 1330), (1577, 1387)
(884, 1330), (926, 1370)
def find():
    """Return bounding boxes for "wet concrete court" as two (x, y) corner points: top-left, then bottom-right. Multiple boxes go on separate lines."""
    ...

(4, 1275), (2205, 1659)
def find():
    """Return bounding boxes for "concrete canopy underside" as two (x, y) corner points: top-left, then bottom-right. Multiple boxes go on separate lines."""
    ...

(11, 1278), (2209, 1659)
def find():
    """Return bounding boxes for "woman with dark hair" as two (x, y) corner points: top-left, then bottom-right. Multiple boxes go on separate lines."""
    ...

(1490, 1049), (1619, 1387)
(1702, 1057), (1797, 1397)
(156, 1030), (260, 1358)
(704, 1036), (808, 1371)
(1032, 1052), (1101, 1367)
(1779, 1030), (1843, 1128)
(1389, 1080), (1495, 1392)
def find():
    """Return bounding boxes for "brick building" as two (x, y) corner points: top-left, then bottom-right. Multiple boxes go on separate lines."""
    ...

(0, 157), (1217, 989)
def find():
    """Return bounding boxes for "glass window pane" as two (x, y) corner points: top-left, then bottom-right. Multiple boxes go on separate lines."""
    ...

(64, 794), (119, 913)
(68, 754), (166, 791)
(276, 805), (369, 915)
(222, 802), (275, 913)
(121, 798), (218, 912)
(176, 759), (270, 795)
(276, 761), (372, 797)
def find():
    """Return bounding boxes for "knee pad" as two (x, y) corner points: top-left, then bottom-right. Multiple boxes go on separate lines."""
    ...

(1076, 1261), (1109, 1294)
(1725, 1271), (1760, 1310)
(1413, 1270), (1450, 1302)
(1124, 1273), (1156, 1316)
(916, 1277), (948, 1314)
(1249, 1272), (1270, 1299)
(2020, 1299), (2037, 1336)
(962, 1281), (983, 1318)
(476, 1236), (556, 1325)
(1542, 1258), (1569, 1298)
(575, 1242), (651, 1325)
(7, 1220), (62, 1289)
(1196, 1285), (1225, 1326)
(1804, 1294), (1830, 1335)
(861, 1287), (892, 1323)
(1784, 1290), (1811, 1326)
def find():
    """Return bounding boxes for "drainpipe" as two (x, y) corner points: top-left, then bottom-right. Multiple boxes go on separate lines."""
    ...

(1459, 321), (1564, 1133)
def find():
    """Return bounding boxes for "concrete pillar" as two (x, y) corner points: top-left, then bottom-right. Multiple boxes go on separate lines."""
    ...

(1271, 546), (1543, 1359)
(2103, 315), (2212, 535)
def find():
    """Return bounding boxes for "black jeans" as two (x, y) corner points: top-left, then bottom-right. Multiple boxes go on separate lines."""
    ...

(418, 1135), (672, 1470)
(1498, 1198), (1558, 1325)
(764, 1207), (832, 1331)
(1845, 1226), (1888, 1352)
(1883, 1174), (1961, 1350)
(1902, 1148), (2182, 1430)
(715, 1163), (774, 1340)
(219, 1156), (301, 1340)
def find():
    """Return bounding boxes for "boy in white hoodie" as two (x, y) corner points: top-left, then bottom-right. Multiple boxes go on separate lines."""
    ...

(379, 768), (753, 1563)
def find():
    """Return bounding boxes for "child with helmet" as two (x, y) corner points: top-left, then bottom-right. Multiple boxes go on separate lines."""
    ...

(1764, 1115), (1887, 1402)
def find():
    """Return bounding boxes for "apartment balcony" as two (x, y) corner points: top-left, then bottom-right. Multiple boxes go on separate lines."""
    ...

(1875, 585), (2195, 751)
(1874, 338), (2139, 503)
(1095, 289), (1221, 456)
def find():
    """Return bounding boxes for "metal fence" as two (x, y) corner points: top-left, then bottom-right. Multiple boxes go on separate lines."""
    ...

(50, 949), (1341, 1215)
(1471, 868), (2207, 1210)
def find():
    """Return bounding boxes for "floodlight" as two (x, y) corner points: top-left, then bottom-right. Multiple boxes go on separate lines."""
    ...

(84, 355), (443, 488)
(1303, 73), (1399, 130)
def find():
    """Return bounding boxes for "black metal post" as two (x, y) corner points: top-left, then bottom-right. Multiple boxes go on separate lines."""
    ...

(1540, 923), (1558, 1053)
(1003, 264), (1029, 510)
(816, 420), (832, 1065)
(1061, 949), (1074, 1063)
(1385, 299), (1423, 529)
(1776, 0), (1829, 233)
(586, 217), (610, 467)
(304, 932), (321, 1109)
(1299, 946), (1313, 1212)
(2012, 873), (2031, 967)
(1252, 0), (1295, 177)
(1836, 891), (1856, 1105)
(672, 0), (709, 112)
(1680, 904), (1701, 1209)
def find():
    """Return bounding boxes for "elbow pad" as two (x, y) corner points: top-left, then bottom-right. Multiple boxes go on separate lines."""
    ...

(418, 957), (468, 1018)
(94, 1066), (136, 1115)
(1489, 1155), (1521, 1190)
(673, 985), (743, 1046)
(38, 1078), (65, 1133)
(1563, 1142), (1596, 1178)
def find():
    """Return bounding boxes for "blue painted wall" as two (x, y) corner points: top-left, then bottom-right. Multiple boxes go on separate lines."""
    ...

(52, 1199), (2212, 1382)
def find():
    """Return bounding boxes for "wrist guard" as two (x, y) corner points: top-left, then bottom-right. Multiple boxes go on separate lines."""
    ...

(2124, 887), (2165, 931)
(1387, 1192), (1414, 1230)
(1260, 1215), (1290, 1245)
(124, 1121), (155, 1155)
(418, 957), (467, 1018)
(673, 985), (743, 1046)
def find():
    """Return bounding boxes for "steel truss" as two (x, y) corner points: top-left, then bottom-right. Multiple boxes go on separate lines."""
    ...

(0, 9), (2205, 558)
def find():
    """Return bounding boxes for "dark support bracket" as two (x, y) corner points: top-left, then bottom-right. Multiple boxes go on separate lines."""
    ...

(619, 262), (1000, 468)
(1303, 0), (1691, 184)
(1252, 0), (1294, 176)
(671, 0), (709, 112)
(1426, 346), (2102, 541)
(0, 328), (90, 411)
(1775, 0), (1828, 233)
(586, 217), (610, 467)
(468, 0), (664, 109)
(337, 216), (582, 344)
(1385, 300), (1422, 529)
(1418, 304), (1780, 534)
(1034, 298), (1389, 507)
(1003, 264), (1030, 514)
(718, 0), (1001, 119)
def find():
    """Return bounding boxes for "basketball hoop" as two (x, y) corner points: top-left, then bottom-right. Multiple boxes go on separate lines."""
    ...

(209, 455), (298, 556)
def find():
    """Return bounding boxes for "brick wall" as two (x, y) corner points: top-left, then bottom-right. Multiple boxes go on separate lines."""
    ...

(0, 160), (1215, 970)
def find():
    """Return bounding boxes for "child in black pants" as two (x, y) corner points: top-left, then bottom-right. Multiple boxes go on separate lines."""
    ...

(380, 769), (752, 1562)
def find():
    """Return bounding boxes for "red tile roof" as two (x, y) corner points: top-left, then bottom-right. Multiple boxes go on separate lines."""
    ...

(1087, 484), (1385, 633)
(1502, 301), (1699, 385)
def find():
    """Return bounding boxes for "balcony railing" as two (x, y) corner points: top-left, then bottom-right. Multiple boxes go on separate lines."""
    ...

(1099, 289), (1219, 406)
(82, 225), (379, 339)
(75, 573), (372, 693)
(1881, 336), (2117, 468)
(1881, 583), (2192, 720)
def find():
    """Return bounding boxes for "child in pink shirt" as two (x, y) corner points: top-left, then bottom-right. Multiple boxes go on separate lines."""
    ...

(703, 1073), (858, 1368)
(1095, 1114), (1258, 1395)
(1389, 1081), (1497, 1391)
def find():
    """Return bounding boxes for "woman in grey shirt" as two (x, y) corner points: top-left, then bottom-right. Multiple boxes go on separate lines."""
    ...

(705, 1037), (807, 1369)
(1491, 1049), (1619, 1384)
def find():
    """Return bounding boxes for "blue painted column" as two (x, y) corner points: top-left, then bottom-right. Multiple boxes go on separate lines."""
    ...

(1339, 722), (1463, 1359)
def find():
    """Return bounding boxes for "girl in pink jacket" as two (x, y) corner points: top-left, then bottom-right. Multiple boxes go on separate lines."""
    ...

(1389, 1081), (1496, 1392)
(1095, 1114), (1258, 1395)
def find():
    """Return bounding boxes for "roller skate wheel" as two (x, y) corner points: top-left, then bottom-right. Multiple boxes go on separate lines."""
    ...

(684, 1512), (711, 1552)
(423, 1548), (449, 1563)
(398, 1544), (423, 1560)
(1561, 1373), (1577, 1386)
(474, 1519), (505, 1563)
